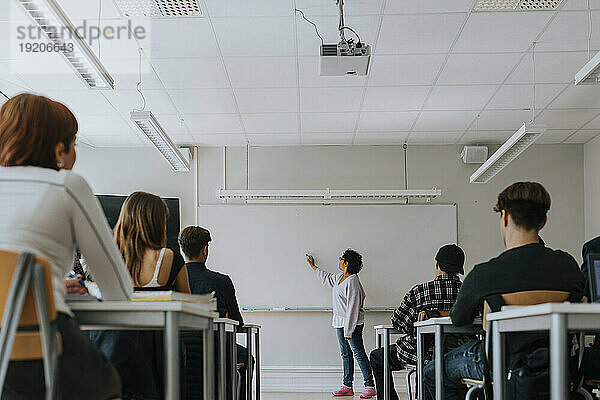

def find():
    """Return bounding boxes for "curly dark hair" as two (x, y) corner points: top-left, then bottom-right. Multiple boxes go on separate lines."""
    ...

(342, 249), (363, 274)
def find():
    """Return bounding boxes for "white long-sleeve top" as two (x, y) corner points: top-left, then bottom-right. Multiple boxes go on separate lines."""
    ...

(0, 166), (133, 315)
(314, 267), (365, 337)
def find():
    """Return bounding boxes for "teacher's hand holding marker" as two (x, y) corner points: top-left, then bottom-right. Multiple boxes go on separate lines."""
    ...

(306, 249), (376, 398)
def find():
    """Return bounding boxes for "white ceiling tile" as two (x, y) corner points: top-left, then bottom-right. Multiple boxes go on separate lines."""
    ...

(302, 133), (353, 145)
(0, 61), (32, 92)
(45, 90), (116, 115)
(438, 53), (522, 85)
(225, 57), (297, 88)
(368, 54), (446, 86)
(562, 0), (600, 10)
(536, 129), (577, 143)
(536, 108), (599, 129)
(548, 84), (600, 108)
(212, 17), (296, 57)
(298, 56), (366, 87)
(376, 14), (467, 54)
(357, 111), (419, 131)
(507, 51), (590, 84)
(248, 134), (300, 146)
(423, 85), (498, 111)
(476, 110), (533, 130)
(296, 15), (380, 56)
(362, 86), (430, 111)
(192, 134), (247, 146)
(168, 89), (237, 114)
(8, 56), (84, 90)
(454, 12), (554, 52)
(564, 129), (600, 142)
(537, 11), (600, 52)
(488, 83), (566, 110)
(0, 77), (30, 96)
(354, 132), (409, 145)
(413, 110), (479, 131)
(385, 0), (473, 14)
(242, 113), (298, 133)
(459, 130), (516, 145)
(183, 113), (243, 134)
(54, 0), (122, 20)
(295, 0), (384, 16)
(0, 1), (30, 22)
(147, 19), (219, 58)
(206, 0), (294, 17)
(580, 112), (600, 128)
(103, 89), (178, 115)
(300, 87), (364, 112)
(235, 88), (298, 113)
(152, 114), (190, 137)
(77, 115), (131, 135)
(86, 134), (144, 147)
(301, 112), (358, 133)
(408, 131), (463, 144)
(152, 58), (228, 89)
(102, 58), (165, 90)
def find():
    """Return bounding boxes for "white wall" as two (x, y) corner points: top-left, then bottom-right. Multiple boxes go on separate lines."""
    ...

(75, 143), (585, 390)
(584, 135), (600, 241)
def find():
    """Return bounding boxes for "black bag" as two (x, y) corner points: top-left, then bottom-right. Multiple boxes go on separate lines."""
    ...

(506, 347), (550, 400)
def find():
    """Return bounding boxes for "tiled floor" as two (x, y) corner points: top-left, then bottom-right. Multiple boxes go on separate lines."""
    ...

(262, 393), (408, 400)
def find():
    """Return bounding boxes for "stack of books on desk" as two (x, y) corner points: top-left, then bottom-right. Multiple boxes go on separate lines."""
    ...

(132, 290), (216, 308)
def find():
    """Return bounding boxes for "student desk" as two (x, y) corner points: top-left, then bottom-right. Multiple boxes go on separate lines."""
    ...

(68, 300), (218, 400)
(239, 323), (262, 400)
(214, 318), (239, 400)
(487, 303), (600, 400)
(374, 325), (407, 400)
(414, 317), (482, 400)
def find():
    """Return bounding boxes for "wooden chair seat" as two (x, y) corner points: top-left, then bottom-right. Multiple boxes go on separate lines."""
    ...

(10, 332), (62, 361)
(461, 378), (484, 386)
(585, 379), (600, 387)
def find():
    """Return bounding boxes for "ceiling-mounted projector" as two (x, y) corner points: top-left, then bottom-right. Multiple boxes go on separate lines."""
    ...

(320, 40), (371, 76)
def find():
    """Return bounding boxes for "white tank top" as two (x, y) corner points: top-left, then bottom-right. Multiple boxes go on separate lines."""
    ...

(141, 248), (167, 288)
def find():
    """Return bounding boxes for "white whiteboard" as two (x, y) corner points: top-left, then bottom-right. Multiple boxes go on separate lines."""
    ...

(197, 204), (457, 308)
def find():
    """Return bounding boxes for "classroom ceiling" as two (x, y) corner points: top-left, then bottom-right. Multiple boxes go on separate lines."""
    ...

(1, 0), (600, 147)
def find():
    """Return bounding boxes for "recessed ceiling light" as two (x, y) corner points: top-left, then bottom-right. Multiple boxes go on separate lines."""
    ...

(472, 0), (564, 11)
(113, 0), (203, 18)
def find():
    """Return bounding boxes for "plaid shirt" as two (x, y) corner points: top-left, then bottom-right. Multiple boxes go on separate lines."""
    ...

(391, 274), (462, 365)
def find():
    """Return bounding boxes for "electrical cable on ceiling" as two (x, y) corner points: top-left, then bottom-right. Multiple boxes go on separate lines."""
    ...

(294, 9), (324, 45)
(339, 26), (361, 43)
(97, 0), (102, 59)
(134, 48), (147, 112)
(587, 0), (593, 61)
(531, 42), (536, 123)
(0, 90), (10, 100)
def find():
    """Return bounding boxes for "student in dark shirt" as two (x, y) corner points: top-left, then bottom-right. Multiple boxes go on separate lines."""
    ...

(423, 182), (585, 400)
(178, 226), (248, 399)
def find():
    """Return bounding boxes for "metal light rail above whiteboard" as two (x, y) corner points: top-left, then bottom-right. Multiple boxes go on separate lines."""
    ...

(241, 306), (396, 312)
(216, 188), (441, 204)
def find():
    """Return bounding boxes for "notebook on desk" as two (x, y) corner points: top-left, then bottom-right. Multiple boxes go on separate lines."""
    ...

(588, 253), (600, 303)
(132, 290), (216, 305)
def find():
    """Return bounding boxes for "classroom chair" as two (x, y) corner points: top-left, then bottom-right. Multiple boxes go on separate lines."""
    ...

(0, 250), (61, 400)
(460, 290), (570, 400)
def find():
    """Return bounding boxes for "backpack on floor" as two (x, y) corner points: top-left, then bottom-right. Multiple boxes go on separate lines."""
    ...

(506, 347), (550, 400)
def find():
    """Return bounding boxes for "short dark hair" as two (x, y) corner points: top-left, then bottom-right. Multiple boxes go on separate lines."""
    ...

(342, 249), (363, 274)
(493, 182), (551, 231)
(179, 226), (212, 259)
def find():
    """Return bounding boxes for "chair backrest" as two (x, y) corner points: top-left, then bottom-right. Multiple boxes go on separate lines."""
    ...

(482, 290), (569, 329)
(417, 309), (450, 322)
(0, 250), (57, 328)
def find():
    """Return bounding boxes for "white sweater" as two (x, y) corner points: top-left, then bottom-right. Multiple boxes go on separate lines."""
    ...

(0, 166), (133, 315)
(315, 268), (365, 337)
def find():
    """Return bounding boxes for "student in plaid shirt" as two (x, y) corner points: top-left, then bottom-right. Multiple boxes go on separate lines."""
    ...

(369, 244), (464, 400)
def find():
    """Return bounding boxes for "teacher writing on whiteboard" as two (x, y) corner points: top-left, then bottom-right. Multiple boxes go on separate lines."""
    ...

(306, 250), (376, 399)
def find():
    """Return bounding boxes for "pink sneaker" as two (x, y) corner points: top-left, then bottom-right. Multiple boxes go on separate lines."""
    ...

(332, 385), (354, 396)
(360, 386), (376, 399)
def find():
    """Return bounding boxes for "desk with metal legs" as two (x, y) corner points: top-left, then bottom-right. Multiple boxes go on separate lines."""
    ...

(239, 323), (261, 400)
(414, 317), (482, 400)
(69, 301), (217, 400)
(374, 325), (406, 400)
(487, 303), (600, 400)
(215, 318), (240, 400)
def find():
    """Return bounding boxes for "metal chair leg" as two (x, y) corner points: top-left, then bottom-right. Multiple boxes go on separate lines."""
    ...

(406, 368), (416, 400)
(0, 253), (34, 393)
(237, 369), (242, 400)
(465, 386), (479, 400)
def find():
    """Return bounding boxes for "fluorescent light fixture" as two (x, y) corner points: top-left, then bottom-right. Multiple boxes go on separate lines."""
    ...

(114, 0), (203, 18)
(575, 51), (600, 85)
(130, 111), (190, 172)
(470, 123), (545, 184)
(473, 0), (563, 11)
(14, 0), (114, 89)
(216, 188), (441, 203)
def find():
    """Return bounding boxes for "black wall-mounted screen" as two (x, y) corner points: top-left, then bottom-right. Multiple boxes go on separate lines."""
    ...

(96, 195), (181, 253)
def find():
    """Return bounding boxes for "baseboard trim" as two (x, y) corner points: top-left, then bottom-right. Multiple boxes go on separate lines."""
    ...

(260, 366), (409, 393)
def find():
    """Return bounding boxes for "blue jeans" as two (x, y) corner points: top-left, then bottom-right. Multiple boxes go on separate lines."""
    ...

(423, 339), (484, 400)
(336, 324), (375, 387)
